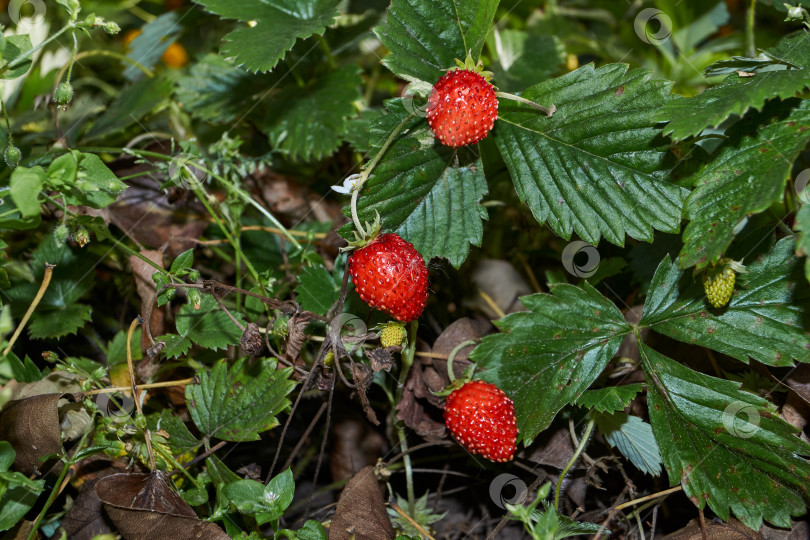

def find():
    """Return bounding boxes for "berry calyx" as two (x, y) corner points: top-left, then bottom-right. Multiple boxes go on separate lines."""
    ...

(379, 322), (407, 348)
(443, 380), (517, 462)
(4, 144), (22, 169)
(55, 81), (74, 107)
(426, 57), (498, 148)
(348, 233), (429, 323)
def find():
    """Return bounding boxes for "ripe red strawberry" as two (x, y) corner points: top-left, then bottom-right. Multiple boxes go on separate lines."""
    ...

(347, 233), (428, 322)
(444, 380), (517, 462)
(426, 68), (498, 148)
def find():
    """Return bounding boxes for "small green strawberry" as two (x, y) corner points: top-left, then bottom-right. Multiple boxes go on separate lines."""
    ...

(701, 259), (746, 308)
(4, 144), (22, 169)
(54, 81), (74, 107)
(379, 322), (407, 348)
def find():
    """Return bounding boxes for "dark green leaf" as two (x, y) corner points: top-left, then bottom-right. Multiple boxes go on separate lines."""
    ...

(796, 203), (810, 284)
(124, 12), (179, 80)
(1, 353), (43, 383)
(0, 34), (34, 80)
(175, 295), (245, 351)
(643, 238), (810, 366)
(9, 166), (44, 218)
(223, 469), (294, 525)
(157, 334), (192, 359)
(641, 343), (810, 530)
(206, 455), (241, 485)
(0, 197), (40, 230)
(149, 409), (201, 453)
(28, 303), (92, 339)
(170, 249), (194, 275)
(339, 100), (489, 267)
(576, 383), (643, 413)
(175, 54), (262, 123)
(195, 0), (340, 73)
(679, 101), (810, 269)
(294, 265), (339, 315)
(261, 65), (362, 161)
(187, 357), (295, 441)
(374, 0), (499, 83)
(487, 29), (564, 93)
(594, 412), (662, 476)
(471, 283), (631, 444)
(87, 75), (174, 139)
(494, 63), (688, 246)
(66, 153), (127, 208)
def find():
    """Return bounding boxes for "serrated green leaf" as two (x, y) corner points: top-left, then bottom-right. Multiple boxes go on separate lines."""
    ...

(9, 166), (44, 218)
(149, 409), (201, 453)
(388, 492), (445, 538)
(294, 265), (339, 315)
(28, 303), (92, 339)
(175, 295), (245, 351)
(795, 204), (810, 284)
(374, 0), (499, 83)
(187, 357), (295, 441)
(223, 469), (295, 525)
(594, 412), (662, 476)
(487, 29), (564, 93)
(641, 343), (810, 530)
(642, 238), (810, 366)
(576, 383), (643, 413)
(157, 334), (192, 359)
(471, 283), (631, 444)
(339, 100), (488, 267)
(679, 100), (810, 269)
(66, 153), (128, 209)
(206, 455), (241, 485)
(261, 65), (362, 161)
(0, 34), (34, 80)
(494, 63), (688, 246)
(175, 54), (263, 123)
(1, 353), (42, 383)
(195, 0), (340, 73)
(124, 12), (179, 80)
(87, 75), (174, 139)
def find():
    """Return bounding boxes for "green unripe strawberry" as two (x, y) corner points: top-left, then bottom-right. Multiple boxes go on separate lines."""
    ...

(55, 82), (74, 107)
(53, 223), (70, 243)
(74, 226), (90, 247)
(4, 144), (22, 169)
(703, 265), (735, 308)
(379, 323), (406, 348)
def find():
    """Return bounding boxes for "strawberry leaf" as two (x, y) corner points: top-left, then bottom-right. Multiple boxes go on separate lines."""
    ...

(374, 0), (499, 83)
(486, 29), (565, 93)
(338, 100), (488, 267)
(28, 304), (92, 340)
(594, 412), (662, 476)
(678, 100), (810, 269)
(494, 63), (688, 247)
(641, 238), (810, 367)
(641, 343), (810, 530)
(795, 204), (810, 284)
(294, 265), (340, 316)
(576, 384), (644, 414)
(656, 32), (810, 141)
(194, 0), (340, 73)
(470, 283), (631, 445)
(187, 357), (295, 442)
(260, 65), (362, 161)
(175, 295), (245, 351)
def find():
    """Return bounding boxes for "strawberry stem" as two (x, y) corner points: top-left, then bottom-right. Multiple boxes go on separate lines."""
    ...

(446, 339), (478, 383)
(554, 417), (595, 510)
(495, 91), (557, 117)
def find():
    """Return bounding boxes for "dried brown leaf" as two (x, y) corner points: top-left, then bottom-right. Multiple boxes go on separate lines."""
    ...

(664, 517), (763, 540)
(0, 393), (63, 475)
(329, 466), (395, 540)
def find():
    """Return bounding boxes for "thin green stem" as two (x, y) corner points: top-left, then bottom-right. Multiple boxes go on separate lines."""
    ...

(2, 24), (74, 76)
(746, 0), (756, 57)
(1, 96), (13, 144)
(554, 417), (595, 510)
(393, 320), (419, 511)
(446, 339), (478, 383)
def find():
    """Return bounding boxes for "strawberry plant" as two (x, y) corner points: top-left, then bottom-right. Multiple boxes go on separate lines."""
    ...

(1, 0), (810, 538)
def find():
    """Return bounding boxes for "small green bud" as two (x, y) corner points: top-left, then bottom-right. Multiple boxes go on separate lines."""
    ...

(55, 81), (74, 106)
(104, 21), (121, 35)
(187, 269), (200, 281)
(4, 144), (22, 169)
(54, 223), (70, 243)
(74, 226), (90, 247)
(187, 288), (202, 310)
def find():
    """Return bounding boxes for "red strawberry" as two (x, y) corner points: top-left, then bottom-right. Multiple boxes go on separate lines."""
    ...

(444, 380), (517, 462)
(426, 68), (498, 148)
(347, 233), (428, 323)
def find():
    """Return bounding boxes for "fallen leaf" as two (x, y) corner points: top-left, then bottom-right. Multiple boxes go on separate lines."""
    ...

(60, 458), (129, 540)
(0, 393), (63, 475)
(330, 419), (388, 484)
(329, 466), (395, 540)
(95, 471), (229, 539)
(664, 517), (762, 539)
